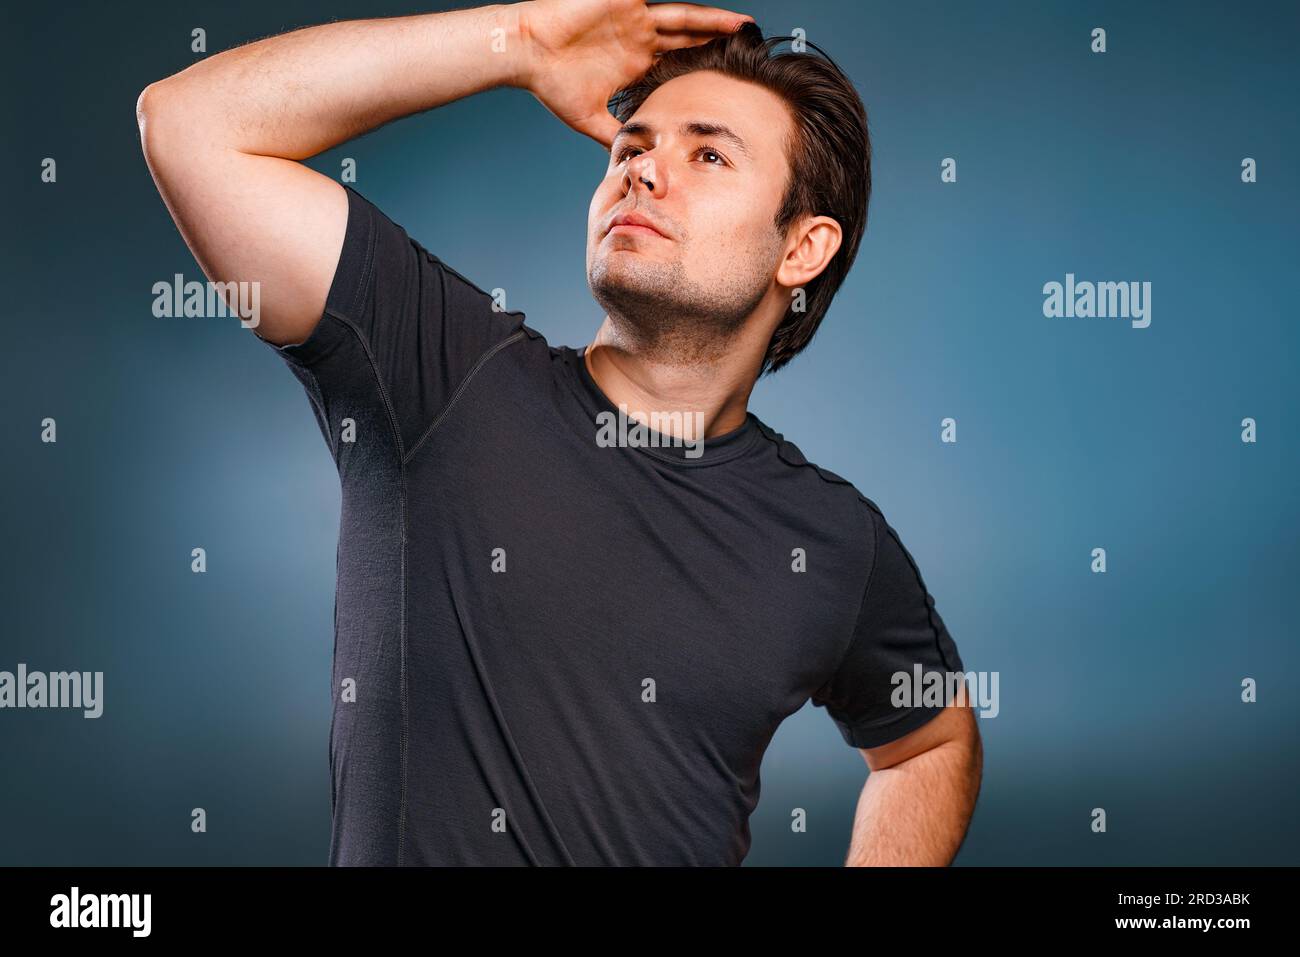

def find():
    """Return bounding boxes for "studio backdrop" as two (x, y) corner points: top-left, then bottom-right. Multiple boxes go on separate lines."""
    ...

(2, 0), (1296, 865)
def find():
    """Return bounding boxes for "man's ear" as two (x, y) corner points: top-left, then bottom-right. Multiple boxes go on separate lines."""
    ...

(776, 215), (842, 289)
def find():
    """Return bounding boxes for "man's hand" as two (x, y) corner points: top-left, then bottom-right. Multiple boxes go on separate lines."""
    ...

(519, 0), (754, 147)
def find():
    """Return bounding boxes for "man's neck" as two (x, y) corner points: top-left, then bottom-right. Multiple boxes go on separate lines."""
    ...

(583, 321), (760, 440)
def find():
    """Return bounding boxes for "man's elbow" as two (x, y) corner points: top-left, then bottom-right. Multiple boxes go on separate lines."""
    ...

(135, 80), (176, 157)
(136, 77), (205, 171)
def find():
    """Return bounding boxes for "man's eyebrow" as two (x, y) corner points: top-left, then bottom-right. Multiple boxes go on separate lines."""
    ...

(612, 120), (753, 159)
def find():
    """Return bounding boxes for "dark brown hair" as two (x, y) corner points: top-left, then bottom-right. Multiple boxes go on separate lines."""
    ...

(607, 21), (870, 377)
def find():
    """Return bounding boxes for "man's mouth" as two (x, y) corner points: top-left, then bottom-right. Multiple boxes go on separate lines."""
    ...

(607, 210), (669, 239)
(609, 223), (665, 238)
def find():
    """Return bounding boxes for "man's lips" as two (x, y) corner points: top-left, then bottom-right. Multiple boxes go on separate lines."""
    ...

(609, 223), (665, 238)
(606, 211), (669, 239)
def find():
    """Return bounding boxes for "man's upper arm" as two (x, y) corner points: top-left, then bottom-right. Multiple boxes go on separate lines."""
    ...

(811, 499), (967, 755)
(137, 79), (348, 348)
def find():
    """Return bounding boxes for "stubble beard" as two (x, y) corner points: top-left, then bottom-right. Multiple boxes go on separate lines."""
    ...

(588, 239), (778, 368)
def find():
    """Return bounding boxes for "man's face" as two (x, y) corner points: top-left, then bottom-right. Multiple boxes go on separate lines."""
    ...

(586, 71), (796, 364)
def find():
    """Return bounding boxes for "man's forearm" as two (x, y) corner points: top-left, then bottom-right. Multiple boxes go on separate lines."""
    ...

(140, 3), (531, 159)
(846, 735), (981, 866)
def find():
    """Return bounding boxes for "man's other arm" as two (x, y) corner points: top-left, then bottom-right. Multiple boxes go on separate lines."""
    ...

(134, 5), (531, 347)
(846, 692), (982, 866)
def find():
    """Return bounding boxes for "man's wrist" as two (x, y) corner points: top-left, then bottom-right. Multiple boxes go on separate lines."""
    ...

(501, 0), (536, 90)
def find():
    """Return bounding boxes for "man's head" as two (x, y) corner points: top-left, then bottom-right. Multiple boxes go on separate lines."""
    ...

(585, 22), (870, 378)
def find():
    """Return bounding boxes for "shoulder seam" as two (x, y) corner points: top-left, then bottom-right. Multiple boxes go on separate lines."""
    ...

(752, 421), (856, 489)
(403, 328), (528, 466)
(887, 516), (961, 675)
(861, 495), (961, 675)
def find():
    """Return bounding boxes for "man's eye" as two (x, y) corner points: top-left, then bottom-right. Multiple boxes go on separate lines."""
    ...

(613, 145), (728, 165)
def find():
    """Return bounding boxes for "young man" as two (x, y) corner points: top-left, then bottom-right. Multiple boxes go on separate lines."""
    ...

(137, 0), (981, 866)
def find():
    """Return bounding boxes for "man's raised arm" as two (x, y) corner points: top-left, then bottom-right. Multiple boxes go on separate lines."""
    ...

(134, 5), (532, 347)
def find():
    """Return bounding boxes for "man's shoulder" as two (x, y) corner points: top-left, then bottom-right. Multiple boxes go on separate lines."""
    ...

(748, 416), (883, 521)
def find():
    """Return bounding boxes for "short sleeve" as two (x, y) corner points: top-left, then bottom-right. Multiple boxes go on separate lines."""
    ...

(811, 502), (965, 749)
(257, 185), (526, 465)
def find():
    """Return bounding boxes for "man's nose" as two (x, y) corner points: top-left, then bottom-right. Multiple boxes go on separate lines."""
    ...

(624, 153), (663, 197)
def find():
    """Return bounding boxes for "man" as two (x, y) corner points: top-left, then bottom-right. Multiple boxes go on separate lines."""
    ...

(136, 0), (982, 866)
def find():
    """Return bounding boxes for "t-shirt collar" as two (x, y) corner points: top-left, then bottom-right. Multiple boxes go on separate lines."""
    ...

(569, 346), (759, 466)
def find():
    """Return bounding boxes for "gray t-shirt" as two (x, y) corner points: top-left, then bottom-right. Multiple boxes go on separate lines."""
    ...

(259, 185), (965, 866)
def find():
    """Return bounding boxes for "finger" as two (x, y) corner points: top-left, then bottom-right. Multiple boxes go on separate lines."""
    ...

(647, 3), (754, 36)
(652, 30), (730, 54)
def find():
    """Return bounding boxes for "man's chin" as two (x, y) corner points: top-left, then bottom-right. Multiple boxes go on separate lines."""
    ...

(590, 261), (675, 295)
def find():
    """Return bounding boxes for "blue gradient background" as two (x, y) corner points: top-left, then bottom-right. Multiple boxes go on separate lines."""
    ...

(2, 0), (1296, 865)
